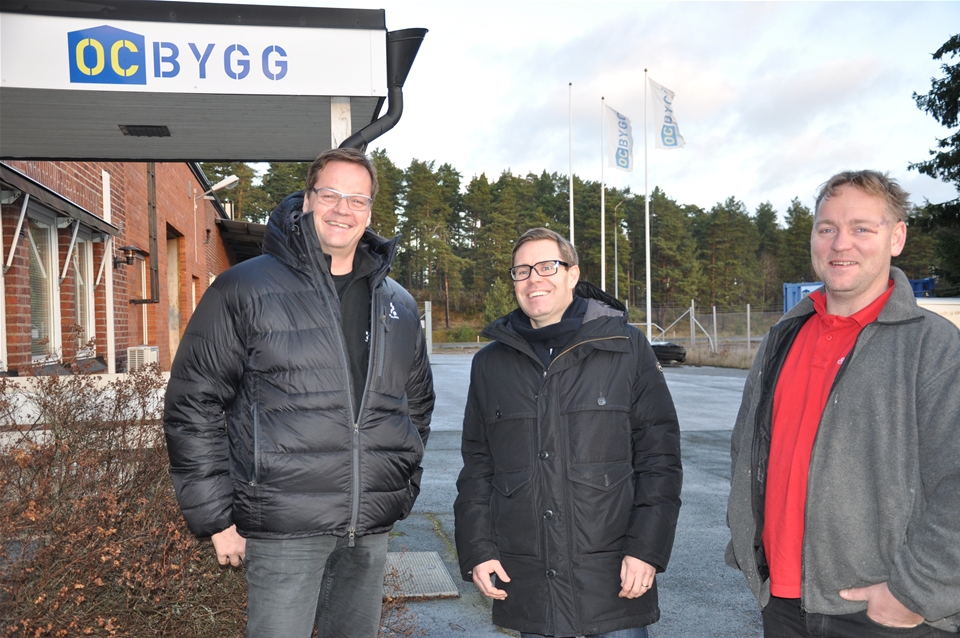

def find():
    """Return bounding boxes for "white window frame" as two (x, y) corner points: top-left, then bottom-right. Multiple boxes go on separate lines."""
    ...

(28, 210), (61, 363)
(72, 232), (96, 359)
(0, 204), (7, 372)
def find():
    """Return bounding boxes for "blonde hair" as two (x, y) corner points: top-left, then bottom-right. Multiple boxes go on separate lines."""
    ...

(512, 228), (579, 266)
(815, 170), (910, 223)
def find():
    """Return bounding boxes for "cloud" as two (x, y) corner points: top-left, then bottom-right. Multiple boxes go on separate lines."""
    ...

(360, 0), (959, 218)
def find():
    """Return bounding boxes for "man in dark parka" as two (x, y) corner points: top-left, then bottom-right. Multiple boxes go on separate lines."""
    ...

(164, 148), (434, 638)
(454, 228), (682, 638)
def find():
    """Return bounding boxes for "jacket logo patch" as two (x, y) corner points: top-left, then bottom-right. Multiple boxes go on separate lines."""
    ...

(389, 302), (400, 320)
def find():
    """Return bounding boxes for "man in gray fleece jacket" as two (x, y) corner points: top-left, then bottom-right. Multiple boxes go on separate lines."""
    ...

(726, 170), (960, 637)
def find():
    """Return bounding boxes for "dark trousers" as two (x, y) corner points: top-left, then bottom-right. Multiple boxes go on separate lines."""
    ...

(521, 628), (649, 638)
(763, 596), (953, 638)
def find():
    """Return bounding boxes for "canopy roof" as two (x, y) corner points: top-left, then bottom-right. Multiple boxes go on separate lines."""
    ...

(0, 0), (391, 161)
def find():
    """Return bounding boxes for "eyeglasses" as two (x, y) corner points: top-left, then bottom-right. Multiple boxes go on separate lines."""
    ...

(509, 260), (570, 281)
(308, 187), (373, 212)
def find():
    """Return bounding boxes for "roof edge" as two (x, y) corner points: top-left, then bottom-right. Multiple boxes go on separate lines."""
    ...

(0, 0), (386, 30)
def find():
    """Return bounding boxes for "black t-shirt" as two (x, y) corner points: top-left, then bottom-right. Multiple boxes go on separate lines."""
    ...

(328, 250), (376, 418)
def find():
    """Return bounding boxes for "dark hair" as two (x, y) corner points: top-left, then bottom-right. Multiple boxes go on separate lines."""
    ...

(815, 170), (910, 223)
(304, 147), (379, 201)
(511, 227), (579, 266)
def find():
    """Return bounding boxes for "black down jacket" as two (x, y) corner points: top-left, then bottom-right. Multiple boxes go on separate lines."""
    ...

(454, 293), (682, 637)
(164, 192), (434, 540)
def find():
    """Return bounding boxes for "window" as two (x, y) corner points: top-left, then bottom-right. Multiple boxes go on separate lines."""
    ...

(72, 237), (95, 357)
(28, 215), (59, 360)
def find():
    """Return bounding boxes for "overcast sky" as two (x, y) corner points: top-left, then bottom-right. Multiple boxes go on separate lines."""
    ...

(225, 0), (959, 220)
(356, 1), (960, 220)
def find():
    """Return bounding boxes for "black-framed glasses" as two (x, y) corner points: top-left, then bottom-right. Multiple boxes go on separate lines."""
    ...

(308, 187), (373, 212)
(509, 260), (570, 281)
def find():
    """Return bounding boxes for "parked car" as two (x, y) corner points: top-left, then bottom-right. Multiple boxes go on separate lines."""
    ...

(651, 341), (686, 364)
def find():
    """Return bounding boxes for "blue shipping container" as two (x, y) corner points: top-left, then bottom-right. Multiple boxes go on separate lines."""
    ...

(910, 277), (935, 297)
(784, 278), (937, 312)
(783, 282), (823, 313)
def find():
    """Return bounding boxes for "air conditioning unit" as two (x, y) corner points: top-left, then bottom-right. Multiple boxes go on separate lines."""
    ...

(127, 345), (159, 371)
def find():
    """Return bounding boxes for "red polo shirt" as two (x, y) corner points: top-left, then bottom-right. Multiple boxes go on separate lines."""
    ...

(763, 283), (893, 598)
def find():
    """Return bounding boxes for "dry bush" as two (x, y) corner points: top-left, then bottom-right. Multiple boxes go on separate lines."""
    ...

(378, 562), (424, 638)
(1, 366), (421, 637)
(0, 367), (247, 637)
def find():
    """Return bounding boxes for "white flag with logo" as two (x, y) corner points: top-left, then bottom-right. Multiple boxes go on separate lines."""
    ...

(649, 78), (685, 149)
(604, 103), (633, 172)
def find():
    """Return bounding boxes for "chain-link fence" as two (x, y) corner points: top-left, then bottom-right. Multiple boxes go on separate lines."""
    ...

(630, 303), (784, 368)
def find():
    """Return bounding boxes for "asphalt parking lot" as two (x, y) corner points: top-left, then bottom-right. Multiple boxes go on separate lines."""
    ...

(388, 353), (762, 637)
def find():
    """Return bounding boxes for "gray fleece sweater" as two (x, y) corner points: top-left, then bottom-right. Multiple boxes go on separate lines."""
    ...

(726, 267), (960, 632)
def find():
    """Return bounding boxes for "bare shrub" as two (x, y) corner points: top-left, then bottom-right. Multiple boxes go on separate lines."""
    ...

(378, 562), (424, 638)
(0, 367), (246, 637)
(1, 367), (421, 637)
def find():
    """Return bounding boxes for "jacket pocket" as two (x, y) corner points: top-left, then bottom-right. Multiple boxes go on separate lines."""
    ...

(562, 403), (632, 465)
(491, 469), (539, 557)
(251, 403), (261, 485)
(568, 461), (634, 555)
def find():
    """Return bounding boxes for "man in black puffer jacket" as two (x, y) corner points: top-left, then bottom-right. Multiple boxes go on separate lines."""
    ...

(164, 148), (434, 638)
(454, 227), (682, 638)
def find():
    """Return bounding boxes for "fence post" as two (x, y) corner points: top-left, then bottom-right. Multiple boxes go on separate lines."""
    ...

(746, 303), (751, 363)
(712, 306), (718, 354)
(423, 301), (432, 362)
(690, 299), (696, 350)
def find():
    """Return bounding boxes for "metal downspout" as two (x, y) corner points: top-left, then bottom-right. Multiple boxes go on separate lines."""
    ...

(339, 28), (427, 151)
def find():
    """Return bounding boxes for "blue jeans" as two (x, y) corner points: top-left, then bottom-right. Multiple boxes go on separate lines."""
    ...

(521, 627), (649, 638)
(245, 532), (388, 638)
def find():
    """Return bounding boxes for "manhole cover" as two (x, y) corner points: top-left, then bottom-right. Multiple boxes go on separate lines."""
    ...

(384, 551), (459, 600)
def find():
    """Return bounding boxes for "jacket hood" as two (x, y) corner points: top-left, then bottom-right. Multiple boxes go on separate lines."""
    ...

(575, 280), (626, 313)
(263, 190), (400, 280)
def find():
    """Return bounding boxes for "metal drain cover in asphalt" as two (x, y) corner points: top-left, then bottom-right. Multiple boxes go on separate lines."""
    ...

(384, 551), (460, 599)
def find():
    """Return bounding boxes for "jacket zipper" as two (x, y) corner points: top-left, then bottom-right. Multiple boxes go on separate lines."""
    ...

(750, 316), (807, 581)
(348, 287), (385, 546)
(800, 323), (862, 605)
(546, 334), (626, 634)
(376, 303), (387, 380)
(251, 403), (260, 486)
(302, 227), (367, 548)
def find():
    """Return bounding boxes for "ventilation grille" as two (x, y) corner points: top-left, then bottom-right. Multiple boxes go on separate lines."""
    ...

(118, 125), (171, 137)
(127, 346), (159, 371)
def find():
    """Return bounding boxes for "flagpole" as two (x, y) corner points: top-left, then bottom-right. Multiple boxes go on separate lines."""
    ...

(644, 69), (652, 339)
(601, 96), (606, 291)
(569, 82), (574, 245)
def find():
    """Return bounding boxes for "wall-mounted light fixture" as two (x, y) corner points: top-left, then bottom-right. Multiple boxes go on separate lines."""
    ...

(195, 175), (240, 204)
(195, 174), (239, 220)
(192, 173), (239, 260)
(113, 245), (146, 269)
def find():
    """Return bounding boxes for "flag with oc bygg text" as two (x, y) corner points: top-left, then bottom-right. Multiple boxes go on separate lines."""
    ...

(605, 103), (633, 171)
(648, 77), (685, 149)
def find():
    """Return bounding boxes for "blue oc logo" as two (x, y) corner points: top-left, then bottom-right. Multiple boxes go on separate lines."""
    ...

(68, 25), (146, 85)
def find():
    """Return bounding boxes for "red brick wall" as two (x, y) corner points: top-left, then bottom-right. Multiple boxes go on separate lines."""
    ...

(2, 206), (30, 367)
(2, 161), (232, 374)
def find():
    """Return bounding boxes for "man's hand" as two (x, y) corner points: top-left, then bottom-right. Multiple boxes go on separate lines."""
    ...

(619, 556), (656, 599)
(211, 525), (246, 567)
(471, 559), (510, 600)
(839, 582), (924, 628)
